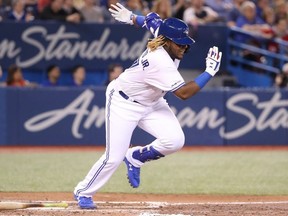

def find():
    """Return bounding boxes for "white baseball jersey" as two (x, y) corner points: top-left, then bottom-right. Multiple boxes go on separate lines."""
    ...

(115, 46), (185, 106)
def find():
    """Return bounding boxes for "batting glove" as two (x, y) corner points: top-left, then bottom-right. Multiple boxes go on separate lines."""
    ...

(205, 46), (222, 76)
(109, 3), (134, 25)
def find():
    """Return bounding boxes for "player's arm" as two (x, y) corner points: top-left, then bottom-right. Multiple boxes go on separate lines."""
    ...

(109, 3), (162, 37)
(174, 46), (222, 100)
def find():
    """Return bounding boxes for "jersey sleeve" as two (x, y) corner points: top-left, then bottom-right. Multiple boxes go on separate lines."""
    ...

(144, 51), (185, 92)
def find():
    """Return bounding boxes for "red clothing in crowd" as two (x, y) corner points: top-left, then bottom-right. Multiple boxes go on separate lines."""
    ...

(8, 80), (26, 87)
(38, 0), (51, 12)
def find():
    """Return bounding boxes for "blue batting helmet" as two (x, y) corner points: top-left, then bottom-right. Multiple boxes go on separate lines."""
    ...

(156, 18), (195, 46)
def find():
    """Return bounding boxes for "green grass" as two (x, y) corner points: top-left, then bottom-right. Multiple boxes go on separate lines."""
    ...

(0, 150), (288, 195)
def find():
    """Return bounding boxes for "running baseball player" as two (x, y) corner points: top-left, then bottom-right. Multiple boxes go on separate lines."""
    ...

(74, 2), (222, 209)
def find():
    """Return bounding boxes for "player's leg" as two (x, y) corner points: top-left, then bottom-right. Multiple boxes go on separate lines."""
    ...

(129, 98), (185, 162)
(74, 87), (139, 208)
(74, 117), (137, 199)
(124, 98), (184, 187)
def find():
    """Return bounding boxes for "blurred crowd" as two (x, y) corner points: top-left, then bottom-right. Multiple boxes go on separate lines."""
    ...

(0, 0), (286, 30)
(0, 63), (124, 87)
(0, 0), (287, 88)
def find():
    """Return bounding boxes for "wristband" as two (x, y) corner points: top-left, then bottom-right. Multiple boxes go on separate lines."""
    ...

(135, 15), (145, 27)
(194, 71), (212, 89)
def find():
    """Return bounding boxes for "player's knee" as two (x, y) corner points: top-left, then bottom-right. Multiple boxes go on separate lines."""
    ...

(172, 130), (185, 151)
(161, 130), (185, 152)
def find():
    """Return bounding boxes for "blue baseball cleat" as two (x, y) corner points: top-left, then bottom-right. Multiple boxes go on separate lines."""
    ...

(76, 196), (96, 209)
(124, 157), (140, 188)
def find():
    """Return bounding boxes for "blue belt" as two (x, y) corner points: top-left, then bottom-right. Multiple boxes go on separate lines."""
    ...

(119, 91), (139, 104)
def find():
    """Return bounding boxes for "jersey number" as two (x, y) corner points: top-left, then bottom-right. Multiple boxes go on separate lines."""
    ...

(129, 58), (149, 70)
(129, 50), (149, 70)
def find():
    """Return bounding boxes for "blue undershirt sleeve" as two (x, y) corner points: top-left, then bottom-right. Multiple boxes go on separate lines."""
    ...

(135, 15), (145, 27)
(194, 71), (212, 89)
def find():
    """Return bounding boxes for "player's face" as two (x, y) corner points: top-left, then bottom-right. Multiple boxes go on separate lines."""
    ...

(165, 40), (188, 60)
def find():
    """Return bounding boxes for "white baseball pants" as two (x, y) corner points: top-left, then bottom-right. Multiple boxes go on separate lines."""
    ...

(74, 81), (184, 197)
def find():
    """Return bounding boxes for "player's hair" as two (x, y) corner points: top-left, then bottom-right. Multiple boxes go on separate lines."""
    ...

(147, 35), (167, 52)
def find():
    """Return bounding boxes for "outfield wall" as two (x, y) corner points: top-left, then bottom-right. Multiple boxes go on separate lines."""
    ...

(0, 87), (287, 146)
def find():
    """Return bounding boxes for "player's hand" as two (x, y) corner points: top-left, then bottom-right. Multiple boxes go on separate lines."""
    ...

(109, 3), (134, 25)
(205, 46), (222, 76)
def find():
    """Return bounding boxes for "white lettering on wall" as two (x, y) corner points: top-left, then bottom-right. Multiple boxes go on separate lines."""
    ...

(24, 89), (105, 139)
(24, 90), (288, 139)
(0, 39), (21, 58)
(0, 25), (151, 68)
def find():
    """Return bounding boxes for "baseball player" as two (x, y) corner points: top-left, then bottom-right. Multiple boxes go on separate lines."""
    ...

(74, 2), (222, 209)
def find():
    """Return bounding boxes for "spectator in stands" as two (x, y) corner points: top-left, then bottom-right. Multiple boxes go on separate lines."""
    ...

(183, 0), (219, 26)
(0, 65), (2, 77)
(105, 63), (123, 85)
(63, 0), (83, 22)
(262, 7), (275, 27)
(232, 2), (273, 70)
(40, 0), (80, 23)
(255, 0), (270, 21)
(6, 64), (31, 87)
(38, 0), (50, 13)
(0, 0), (7, 21)
(236, 1), (272, 39)
(0, 0), (12, 19)
(2, 0), (12, 7)
(71, 65), (86, 86)
(151, 0), (172, 19)
(42, 65), (61, 86)
(125, 0), (146, 16)
(171, 0), (186, 20)
(25, 0), (38, 18)
(275, 63), (288, 88)
(205, 0), (233, 22)
(80, 0), (104, 23)
(267, 18), (288, 54)
(274, 0), (288, 22)
(102, 0), (118, 22)
(7, 0), (34, 22)
(151, 0), (186, 20)
(0, 65), (5, 87)
(273, 18), (288, 41)
(139, 0), (150, 15)
(226, 0), (245, 27)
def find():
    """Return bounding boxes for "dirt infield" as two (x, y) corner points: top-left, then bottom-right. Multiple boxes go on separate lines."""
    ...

(0, 192), (288, 216)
